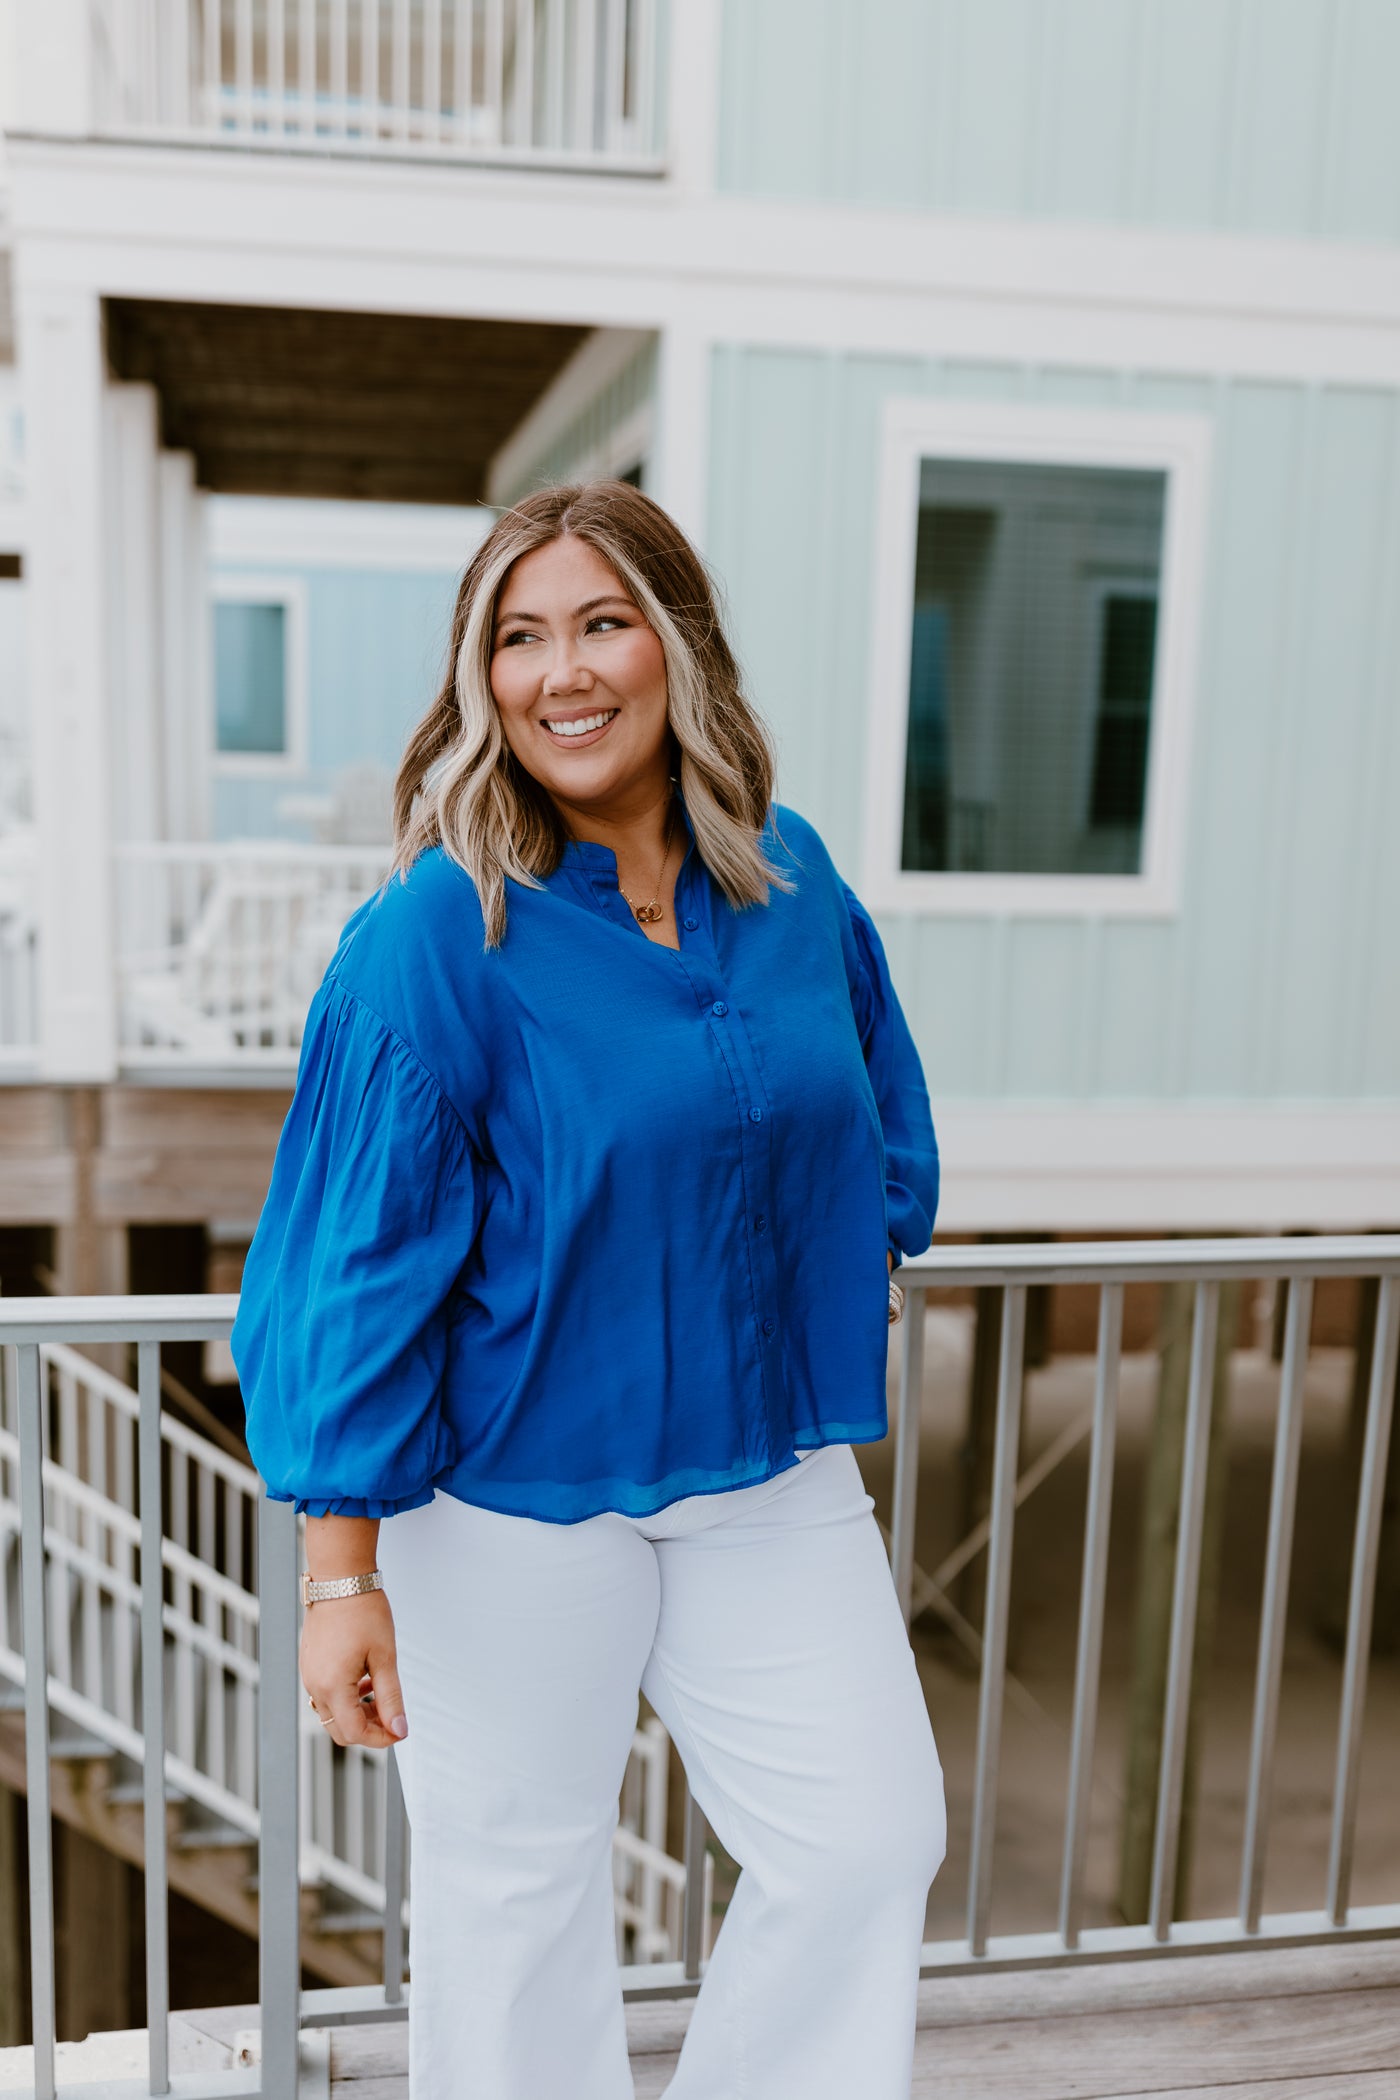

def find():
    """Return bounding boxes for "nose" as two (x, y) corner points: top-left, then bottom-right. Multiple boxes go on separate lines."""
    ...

(541, 637), (593, 696)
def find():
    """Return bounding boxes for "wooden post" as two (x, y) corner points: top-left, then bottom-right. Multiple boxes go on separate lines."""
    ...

(1118, 1275), (1240, 1923)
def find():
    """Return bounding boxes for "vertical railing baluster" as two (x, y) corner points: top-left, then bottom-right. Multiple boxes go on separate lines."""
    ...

(138, 1340), (172, 2096)
(602, 0), (624, 151)
(267, 0), (286, 132)
(258, 1492), (302, 2096)
(1239, 1275), (1313, 1931)
(298, 0), (317, 133)
(513, 0), (534, 148)
(680, 1783), (708, 1981)
(424, 0), (443, 143)
(890, 1283), (925, 1627)
(966, 1283), (1027, 1957)
(1058, 1282), (1122, 1947)
(202, 0), (221, 129)
(330, 0), (349, 135)
(452, 0), (473, 142)
(393, 0), (411, 140)
(633, 0), (656, 155)
(384, 1745), (408, 2003)
(486, 0), (505, 144)
(1148, 1279), (1220, 1941)
(234, 0), (254, 132)
(572, 0), (597, 151)
(361, 0), (381, 138)
(18, 1343), (57, 2100)
(544, 0), (565, 149)
(1326, 1272), (1399, 1926)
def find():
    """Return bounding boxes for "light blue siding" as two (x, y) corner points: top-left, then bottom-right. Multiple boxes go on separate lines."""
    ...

(706, 344), (1400, 1106)
(718, 0), (1400, 245)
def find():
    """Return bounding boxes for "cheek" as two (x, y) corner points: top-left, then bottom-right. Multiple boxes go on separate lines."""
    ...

(617, 629), (668, 703)
(489, 652), (535, 718)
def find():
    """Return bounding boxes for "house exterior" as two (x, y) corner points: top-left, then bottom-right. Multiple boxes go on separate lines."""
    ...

(0, 0), (1398, 1265)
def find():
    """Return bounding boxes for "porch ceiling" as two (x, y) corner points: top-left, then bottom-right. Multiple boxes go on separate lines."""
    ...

(104, 299), (590, 505)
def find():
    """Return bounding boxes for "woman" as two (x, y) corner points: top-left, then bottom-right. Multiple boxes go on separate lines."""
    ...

(232, 481), (945, 2100)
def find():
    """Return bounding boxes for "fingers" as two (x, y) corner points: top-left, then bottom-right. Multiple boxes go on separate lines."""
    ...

(361, 1645), (409, 1744)
(300, 1597), (408, 1751)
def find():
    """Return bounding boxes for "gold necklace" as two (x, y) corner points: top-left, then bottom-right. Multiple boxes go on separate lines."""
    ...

(618, 798), (677, 925)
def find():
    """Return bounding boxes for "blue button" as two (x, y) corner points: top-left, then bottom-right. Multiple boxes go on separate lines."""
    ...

(748, 1107), (763, 1123)
(684, 916), (698, 931)
(711, 1000), (728, 1017)
(754, 1213), (767, 1231)
(762, 1318), (775, 1337)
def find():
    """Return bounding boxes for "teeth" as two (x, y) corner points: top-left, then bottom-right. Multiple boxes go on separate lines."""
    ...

(543, 709), (618, 739)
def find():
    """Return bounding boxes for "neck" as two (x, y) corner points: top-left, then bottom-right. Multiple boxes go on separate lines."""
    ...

(553, 774), (678, 868)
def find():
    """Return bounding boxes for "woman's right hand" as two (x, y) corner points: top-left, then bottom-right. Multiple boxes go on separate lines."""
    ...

(301, 1588), (409, 1749)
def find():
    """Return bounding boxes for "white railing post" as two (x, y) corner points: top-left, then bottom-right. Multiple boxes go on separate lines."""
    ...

(17, 285), (120, 1081)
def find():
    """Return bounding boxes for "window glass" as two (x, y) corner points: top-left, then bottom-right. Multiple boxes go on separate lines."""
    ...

(214, 600), (287, 756)
(900, 461), (1165, 877)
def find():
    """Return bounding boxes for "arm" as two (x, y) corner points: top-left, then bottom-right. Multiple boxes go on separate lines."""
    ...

(840, 880), (940, 1265)
(232, 982), (482, 1747)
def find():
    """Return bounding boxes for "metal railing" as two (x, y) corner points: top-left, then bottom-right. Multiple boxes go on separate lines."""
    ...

(2, 1235), (1398, 2095)
(89, 0), (665, 171)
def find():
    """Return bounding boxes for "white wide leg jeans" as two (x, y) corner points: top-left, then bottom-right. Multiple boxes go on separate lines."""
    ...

(375, 1441), (946, 2100)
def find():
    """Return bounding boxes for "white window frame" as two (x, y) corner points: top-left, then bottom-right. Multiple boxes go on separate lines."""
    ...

(860, 398), (1212, 918)
(210, 574), (309, 778)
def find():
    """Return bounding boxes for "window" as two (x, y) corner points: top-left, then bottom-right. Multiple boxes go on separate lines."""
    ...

(211, 578), (306, 773)
(864, 401), (1210, 916)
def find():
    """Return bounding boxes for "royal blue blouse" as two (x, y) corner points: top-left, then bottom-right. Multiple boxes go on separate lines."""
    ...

(231, 793), (939, 1525)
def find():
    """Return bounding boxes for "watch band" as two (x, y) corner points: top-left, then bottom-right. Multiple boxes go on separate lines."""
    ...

(300, 1568), (384, 1607)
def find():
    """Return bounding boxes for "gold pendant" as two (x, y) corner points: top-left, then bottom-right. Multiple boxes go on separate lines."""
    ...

(633, 901), (664, 924)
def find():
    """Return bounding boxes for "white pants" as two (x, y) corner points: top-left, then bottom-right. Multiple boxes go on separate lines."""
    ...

(376, 1442), (946, 2099)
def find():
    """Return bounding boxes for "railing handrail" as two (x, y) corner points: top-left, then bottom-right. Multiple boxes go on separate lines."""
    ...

(114, 842), (391, 867)
(901, 1234), (1400, 1285)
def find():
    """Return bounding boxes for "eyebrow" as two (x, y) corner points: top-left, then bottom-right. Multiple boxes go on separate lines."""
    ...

(495, 594), (636, 626)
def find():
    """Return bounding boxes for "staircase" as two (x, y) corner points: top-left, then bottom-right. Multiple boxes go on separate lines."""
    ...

(0, 1342), (705, 1987)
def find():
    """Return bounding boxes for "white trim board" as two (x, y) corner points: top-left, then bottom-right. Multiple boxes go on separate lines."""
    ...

(485, 327), (655, 504)
(10, 140), (1400, 389)
(860, 398), (1212, 920)
(931, 1105), (1400, 1234)
(209, 495), (491, 571)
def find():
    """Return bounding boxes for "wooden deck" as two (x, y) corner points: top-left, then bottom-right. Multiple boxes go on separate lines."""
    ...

(145, 1937), (1400, 2099)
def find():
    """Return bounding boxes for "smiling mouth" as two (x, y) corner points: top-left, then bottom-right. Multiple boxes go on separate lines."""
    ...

(540, 708), (620, 742)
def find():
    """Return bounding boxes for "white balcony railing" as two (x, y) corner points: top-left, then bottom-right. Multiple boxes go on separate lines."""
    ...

(89, 0), (665, 170)
(117, 840), (390, 1070)
(3, 1239), (1398, 2098)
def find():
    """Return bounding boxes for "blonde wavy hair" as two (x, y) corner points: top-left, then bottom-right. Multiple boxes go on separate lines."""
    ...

(391, 480), (796, 949)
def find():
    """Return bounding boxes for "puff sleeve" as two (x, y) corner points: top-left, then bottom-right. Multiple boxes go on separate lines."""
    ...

(230, 977), (482, 1518)
(840, 881), (940, 1264)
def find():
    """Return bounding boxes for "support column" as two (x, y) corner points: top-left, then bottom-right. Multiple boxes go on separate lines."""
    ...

(651, 322), (712, 553)
(16, 283), (119, 1081)
(105, 383), (166, 846)
(157, 452), (211, 842)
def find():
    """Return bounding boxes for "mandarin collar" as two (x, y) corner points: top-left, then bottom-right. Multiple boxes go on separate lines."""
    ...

(559, 785), (695, 873)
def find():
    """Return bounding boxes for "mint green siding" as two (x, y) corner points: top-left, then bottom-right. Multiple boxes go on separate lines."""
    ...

(718, 0), (1400, 245)
(707, 344), (1400, 1104)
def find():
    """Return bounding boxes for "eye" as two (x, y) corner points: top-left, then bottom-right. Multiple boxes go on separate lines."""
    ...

(586, 615), (627, 633)
(497, 628), (537, 647)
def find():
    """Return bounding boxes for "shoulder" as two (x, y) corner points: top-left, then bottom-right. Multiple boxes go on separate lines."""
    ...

(765, 801), (843, 888)
(332, 846), (485, 996)
(321, 846), (492, 1083)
